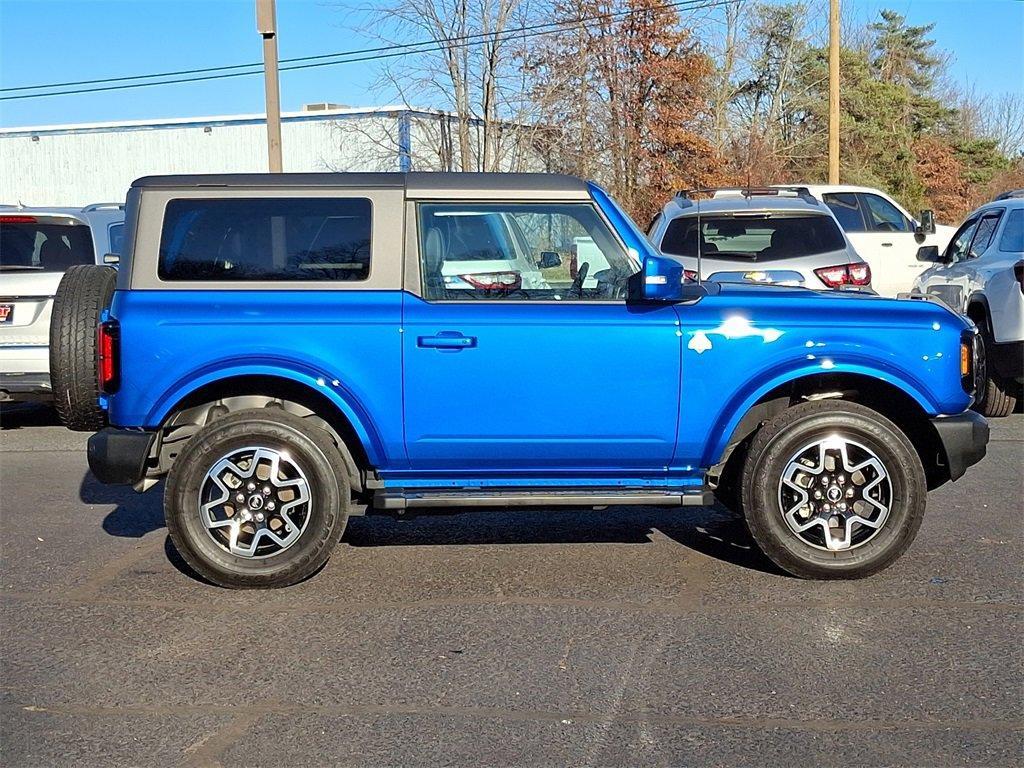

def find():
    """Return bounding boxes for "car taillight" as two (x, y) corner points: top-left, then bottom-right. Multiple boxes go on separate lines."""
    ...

(814, 263), (871, 288)
(0, 215), (37, 223)
(97, 320), (120, 394)
(683, 269), (699, 282)
(459, 272), (522, 292)
(1015, 261), (1023, 294)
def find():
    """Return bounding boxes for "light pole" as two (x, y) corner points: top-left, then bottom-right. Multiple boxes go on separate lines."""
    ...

(828, 0), (840, 184)
(256, 0), (283, 172)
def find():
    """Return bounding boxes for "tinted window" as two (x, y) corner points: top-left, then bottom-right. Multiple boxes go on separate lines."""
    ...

(108, 223), (125, 255)
(661, 215), (846, 259)
(419, 203), (634, 301)
(946, 217), (979, 262)
(159, 198), (371, 281)
(0, 221), (95, 273)
(823, 193), (866, 231)
(968, 212), (1002, 258)
(998, 209), (1023, 252)
(861, 193), (912, 233)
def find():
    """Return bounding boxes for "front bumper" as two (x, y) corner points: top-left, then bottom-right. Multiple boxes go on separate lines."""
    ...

(87, 428), (156, 486)
(930, 411), (989, 482)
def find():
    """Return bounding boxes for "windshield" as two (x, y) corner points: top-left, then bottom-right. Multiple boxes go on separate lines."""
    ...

(0, 220), (96, 272)
(661, 214), (846, 260)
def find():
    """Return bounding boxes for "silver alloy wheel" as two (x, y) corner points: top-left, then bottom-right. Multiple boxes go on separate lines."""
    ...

(198, 446), (312, 559)
(777, 435), (892, 552)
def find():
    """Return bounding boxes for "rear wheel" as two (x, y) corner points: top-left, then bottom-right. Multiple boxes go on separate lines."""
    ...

(164, 409), (350, 589)
(742, 400), (926, 579)
(49, 265), (116, 431)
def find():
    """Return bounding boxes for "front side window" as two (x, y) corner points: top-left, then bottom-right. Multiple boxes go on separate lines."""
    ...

(968, 212), (1003, 258)
(860, 193), (912, 233)
(0, 220), (95, 273)
(418, 203), (635, 301)
(998, 208), (1023, 252)
(661, 214), (846, 259)
(823, 193), (867, 232)
(159, 197), (371, 281)
(946, 217), (979, 262)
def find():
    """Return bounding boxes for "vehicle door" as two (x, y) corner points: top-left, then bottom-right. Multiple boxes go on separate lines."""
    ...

(919, 215), (981, 311)
(402, 199), (682, 472)
(824, 192), (920, 296)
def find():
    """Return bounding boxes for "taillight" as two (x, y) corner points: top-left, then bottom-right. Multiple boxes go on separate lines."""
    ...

(814, 263), (871, 288)
(97, 320), (120, 394)
(1014, 261), (1023, 294)
(683, 269), (699, 282)
(459, 272), (522, 292)
(0, 215), (37, 224)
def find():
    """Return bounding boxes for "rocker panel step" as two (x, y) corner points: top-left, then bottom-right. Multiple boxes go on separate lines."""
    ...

(374, 488), (713, 510)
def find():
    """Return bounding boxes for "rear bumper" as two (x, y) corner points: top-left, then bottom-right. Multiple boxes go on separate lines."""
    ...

(0, 372), (51, 401)
(930, 411), (989, 482)
(87, 427), (156, 486)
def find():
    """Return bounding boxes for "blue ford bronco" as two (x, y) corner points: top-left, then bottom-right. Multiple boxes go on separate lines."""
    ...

(51, 173), (989, 588)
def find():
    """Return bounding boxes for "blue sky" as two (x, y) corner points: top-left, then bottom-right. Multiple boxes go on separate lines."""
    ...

(0, 0), (1021, 128)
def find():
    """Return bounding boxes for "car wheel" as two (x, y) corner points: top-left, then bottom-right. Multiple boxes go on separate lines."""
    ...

(164, 409), (350, 589)
(49, 265), (116, 431)
(742, 400), (926, 579)
(973, 326), (1017, 418)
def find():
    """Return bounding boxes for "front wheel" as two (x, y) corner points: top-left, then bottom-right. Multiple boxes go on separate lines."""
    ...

(164, 409), (350, 589)
(742, 400), (926, 579)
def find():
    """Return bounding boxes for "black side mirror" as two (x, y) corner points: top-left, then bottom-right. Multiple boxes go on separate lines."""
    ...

(538, 251), (561, 269)
(915, 209), (936, 236)
(916, 245), (941, 263)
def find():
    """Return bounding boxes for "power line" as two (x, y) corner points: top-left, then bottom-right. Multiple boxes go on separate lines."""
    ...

(0, 0), (736, 102)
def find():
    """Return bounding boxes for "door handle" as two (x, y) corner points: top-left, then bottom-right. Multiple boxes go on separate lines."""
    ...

(418, 332), (477, 350)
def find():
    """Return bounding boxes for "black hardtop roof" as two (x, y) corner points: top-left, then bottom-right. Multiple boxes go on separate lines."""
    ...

(130, 171), (590, 195)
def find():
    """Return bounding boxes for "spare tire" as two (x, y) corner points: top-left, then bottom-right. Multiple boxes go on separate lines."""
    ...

(50, 265), (117, 431)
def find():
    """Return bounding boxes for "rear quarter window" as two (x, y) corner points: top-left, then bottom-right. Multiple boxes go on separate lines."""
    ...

(998, 208), (1023, 252)
(158, 197), (372, 281)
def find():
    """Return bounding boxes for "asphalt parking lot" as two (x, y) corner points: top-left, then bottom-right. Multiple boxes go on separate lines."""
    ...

(0, 404), (1021, 767)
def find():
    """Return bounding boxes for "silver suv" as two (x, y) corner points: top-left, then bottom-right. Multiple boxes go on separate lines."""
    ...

(913, 192), (1023, 416)
(648, 188), (871, 291)
(0, 203), (124, 402)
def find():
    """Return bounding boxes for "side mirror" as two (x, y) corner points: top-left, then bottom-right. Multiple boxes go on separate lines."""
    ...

(538, 251), (561, 269)
(102, 252), (120, 266)
(915, 209), (936, 236)
(916, 245), (942, 263)
(640, 253), (708, 302)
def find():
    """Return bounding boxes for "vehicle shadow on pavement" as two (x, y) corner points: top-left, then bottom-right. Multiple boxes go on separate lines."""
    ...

(0, 403), (62, 429)
(85, 471), (783, 578)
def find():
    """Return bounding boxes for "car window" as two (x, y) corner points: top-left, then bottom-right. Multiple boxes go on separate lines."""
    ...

(107, 222), (125, 255)
(998, 208), (1023, 252)
(946, 217), (979, 262)
(967, 212), (1002, 258)
(822, 193), (867, 232)
(661, 214), (846, 259)
(0, 219), (96, 273)
(860, 193), (912, 233)
(418, 202), (634, 301)
(158, 197), (371, 281)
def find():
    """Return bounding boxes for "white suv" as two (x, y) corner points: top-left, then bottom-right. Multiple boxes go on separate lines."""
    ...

(913, 192), (1023, 416)
(0, 204), (124, 402)
(787, 185), (956, 297)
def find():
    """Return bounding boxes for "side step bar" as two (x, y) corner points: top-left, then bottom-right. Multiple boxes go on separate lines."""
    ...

(374, 488), (713, 511)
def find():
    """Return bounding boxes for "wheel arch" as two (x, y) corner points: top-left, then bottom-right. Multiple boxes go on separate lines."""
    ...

(709, 371), (952, 491)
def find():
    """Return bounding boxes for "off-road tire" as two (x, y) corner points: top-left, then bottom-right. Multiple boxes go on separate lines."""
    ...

(742, 400), (926, 579)
(49, 265), (116, 431)
(164, 409), (350, 589)
(974, 327), (1017, 418)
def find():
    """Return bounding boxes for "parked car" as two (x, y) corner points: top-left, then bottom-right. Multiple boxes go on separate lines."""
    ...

(913, 193), (1023, 416)
(648, 188), (872, 291)
(53, 172), (987, 589)
(0, 203), (124, 402)
(786, 184), (956, 297)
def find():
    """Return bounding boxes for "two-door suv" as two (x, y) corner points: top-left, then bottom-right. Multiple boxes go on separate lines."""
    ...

(53, 172), (989, 588)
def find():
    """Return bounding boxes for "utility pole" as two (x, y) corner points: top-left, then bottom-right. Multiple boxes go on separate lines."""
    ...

(256, 0), (283, 172)
(828, 0), (840, 183)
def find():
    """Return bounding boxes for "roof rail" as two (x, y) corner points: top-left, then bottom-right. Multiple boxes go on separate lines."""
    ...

(674, 186), (819, 206)
(993, 189), (1024, 201)
(82, 202), (125, 212)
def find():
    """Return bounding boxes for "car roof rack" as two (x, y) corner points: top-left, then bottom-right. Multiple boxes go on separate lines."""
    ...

(82, 202), (125, 212)
(993, 189), (1024, 201)
(674, 186), (819, 206)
